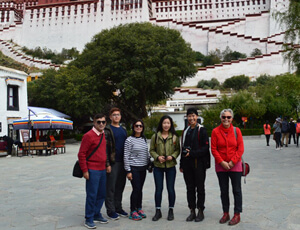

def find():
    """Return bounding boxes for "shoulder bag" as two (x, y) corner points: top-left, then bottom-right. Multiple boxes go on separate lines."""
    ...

(73, 133), (104, 178)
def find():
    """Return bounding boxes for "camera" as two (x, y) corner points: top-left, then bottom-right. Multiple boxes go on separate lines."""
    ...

(182, 146), (191, 156)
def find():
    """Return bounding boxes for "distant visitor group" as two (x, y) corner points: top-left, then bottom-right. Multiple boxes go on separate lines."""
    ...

(76, 107), (245, 229)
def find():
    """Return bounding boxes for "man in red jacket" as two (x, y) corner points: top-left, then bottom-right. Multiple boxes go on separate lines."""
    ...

(78, 113), (111, 229)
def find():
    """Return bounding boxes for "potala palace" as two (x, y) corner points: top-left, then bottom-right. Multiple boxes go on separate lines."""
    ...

(0, 0), (294, 84)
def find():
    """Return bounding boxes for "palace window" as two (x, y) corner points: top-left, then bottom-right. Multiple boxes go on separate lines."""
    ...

(7, 85), (19, 111)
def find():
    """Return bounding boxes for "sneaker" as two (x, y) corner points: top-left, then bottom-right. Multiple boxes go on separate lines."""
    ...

(107, 211), (119, 220)
(116, 209), (129, 217)
(275, 148), (279, 150)
(84, 221), (96, 229)
(137, 208), (147, 218)
(94, 213), (109, 224)
(129, 211), (142, 221)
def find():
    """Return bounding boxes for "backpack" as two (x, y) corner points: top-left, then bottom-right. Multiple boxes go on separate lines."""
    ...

(281, 121), (289, 133)
(296, 123), (300, 134)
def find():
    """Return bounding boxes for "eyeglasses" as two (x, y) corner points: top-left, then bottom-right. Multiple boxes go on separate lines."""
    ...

(97, 120), (106, 125)
(134, 124), (143, 128)
(112, 114), (120, 117)
(222, 116), (232, 120)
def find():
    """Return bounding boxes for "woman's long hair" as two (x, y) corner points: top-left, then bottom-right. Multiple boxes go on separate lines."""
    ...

(265, 120), (269, 129)
(131, 119), (146, 140)
(156, 115), (177, 136)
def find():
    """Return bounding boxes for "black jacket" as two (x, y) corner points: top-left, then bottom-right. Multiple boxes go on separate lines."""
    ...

(180, 124), (211, 169)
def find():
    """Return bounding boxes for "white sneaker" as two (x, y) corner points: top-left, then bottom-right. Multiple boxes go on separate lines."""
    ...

(275, 148), (279, 150)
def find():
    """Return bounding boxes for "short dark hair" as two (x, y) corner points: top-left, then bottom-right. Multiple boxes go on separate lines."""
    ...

(186, 108), (198, 116)
(109, 107), (121, 116)
(94, 113), (106, 121)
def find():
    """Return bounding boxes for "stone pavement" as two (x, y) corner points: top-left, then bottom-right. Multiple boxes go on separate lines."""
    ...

(0, 136), (299, 230)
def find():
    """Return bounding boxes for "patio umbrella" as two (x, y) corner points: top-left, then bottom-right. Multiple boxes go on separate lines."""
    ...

(13, 112), (73, 130)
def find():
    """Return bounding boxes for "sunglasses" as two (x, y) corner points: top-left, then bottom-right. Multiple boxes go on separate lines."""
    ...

(222, 116), (232, 119)
(134, 124), (143, 128)
(97, 120), (106, 125)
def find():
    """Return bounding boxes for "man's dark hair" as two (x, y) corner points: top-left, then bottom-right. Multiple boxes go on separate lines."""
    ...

(94, 113), (106, 121)
(109, 107), (121, 116)
(186, 108), (198, 116)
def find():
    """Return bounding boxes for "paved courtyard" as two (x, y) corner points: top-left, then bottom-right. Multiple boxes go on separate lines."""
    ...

(0, 136), (299, 230)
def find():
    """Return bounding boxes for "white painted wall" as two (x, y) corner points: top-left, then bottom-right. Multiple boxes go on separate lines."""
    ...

(0, 66), (28, 137)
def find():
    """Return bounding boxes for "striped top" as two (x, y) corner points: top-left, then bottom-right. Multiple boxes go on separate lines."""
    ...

(124, 136), (149, 172)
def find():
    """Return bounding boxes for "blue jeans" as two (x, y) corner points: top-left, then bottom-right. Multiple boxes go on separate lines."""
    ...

(153, 166), (176, 208)
(85, 169), (106, 222)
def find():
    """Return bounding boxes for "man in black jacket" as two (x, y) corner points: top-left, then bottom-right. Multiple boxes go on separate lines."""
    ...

(180, 108), (210, 222)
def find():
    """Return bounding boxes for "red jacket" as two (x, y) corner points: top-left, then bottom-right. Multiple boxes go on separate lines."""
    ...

(78, 129), (107, 173)
(211, 124), (244, 165)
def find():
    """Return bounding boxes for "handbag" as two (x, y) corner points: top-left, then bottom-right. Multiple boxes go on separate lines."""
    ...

(233, 127), (250, 184)
(72, 133), (104, 178)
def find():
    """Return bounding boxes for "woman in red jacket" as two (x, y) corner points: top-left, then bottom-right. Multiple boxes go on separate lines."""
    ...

(263, 120), (271, 146)
(211, 109), (244, 226)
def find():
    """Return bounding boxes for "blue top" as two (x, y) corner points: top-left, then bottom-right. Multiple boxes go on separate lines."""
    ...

(110, 125), (127, 162)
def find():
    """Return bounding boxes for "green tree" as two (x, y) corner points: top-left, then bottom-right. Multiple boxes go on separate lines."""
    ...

(274, 0), (300, 74)
(250, 48), (263, 57)
(72, 22), (197, 119)
(197, 78), (220, 89)
(222, 46), (247, 62)
(201, 49), (222, 66)
(223, 75), (250, 90)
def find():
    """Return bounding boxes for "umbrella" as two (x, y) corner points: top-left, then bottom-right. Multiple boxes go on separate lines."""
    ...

(13, 112), (73, 130)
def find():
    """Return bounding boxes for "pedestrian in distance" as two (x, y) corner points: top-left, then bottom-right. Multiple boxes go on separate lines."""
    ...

(296, 119), (300, 147)
(281, 117), (290, 147)
(150, 115), (180, 221)
(288, 118), (296, 145)
(211, 109), (244, 226)
(263, 120), (271, 146)
(273, 118), (282, 150)
(124, 119), (150, 221)
(78, 114), (111, 229)
(104, 108), (128, 220)
(180, 108), (210, 222)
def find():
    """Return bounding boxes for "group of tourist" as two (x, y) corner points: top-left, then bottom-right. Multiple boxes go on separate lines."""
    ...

(77, 107), (245, 229)
(264, 117), (300, 149)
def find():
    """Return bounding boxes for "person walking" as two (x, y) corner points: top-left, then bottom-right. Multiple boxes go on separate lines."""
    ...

(296, 119), (300, 147)
(180, 108), (210, 222)
(281, 117), (290, 147)
(288, 118), (296, 145)
(78, 114), (111, 229)
(263, 121), (271, 146)
(273, 118), (282, 150)
(211, 108), (244, 226)
(150, 115), (180, 221)
(124, 119), (149, 221)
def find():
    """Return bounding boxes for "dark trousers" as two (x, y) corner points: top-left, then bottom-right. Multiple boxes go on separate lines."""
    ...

(130, 167), (147, 212)
(297, 133), (299, 147)
(275, 132), (282, 148)
(265, 134), (270, 145)
(105, 162), (127, 213)
(183, 161), (206, 210)
(217, 172), (242, 214)
(288, 133), (296, 144)
(153, 166), (176, 208)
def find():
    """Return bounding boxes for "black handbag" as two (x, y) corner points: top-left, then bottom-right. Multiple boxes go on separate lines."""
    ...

(72, 134), (104, 178)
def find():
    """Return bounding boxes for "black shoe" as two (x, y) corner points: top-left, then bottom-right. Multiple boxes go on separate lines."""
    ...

(195, 209), (204, 222)
(186, 209), (196, 221)
(167, 208), (174, 221)
(152, 209), (162, 221)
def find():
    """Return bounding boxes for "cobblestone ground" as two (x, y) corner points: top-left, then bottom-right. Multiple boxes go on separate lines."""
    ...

(0, 136), (299, 230)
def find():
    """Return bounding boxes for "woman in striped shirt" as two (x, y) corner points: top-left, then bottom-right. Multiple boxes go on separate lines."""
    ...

(124, 119), (149, 221)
